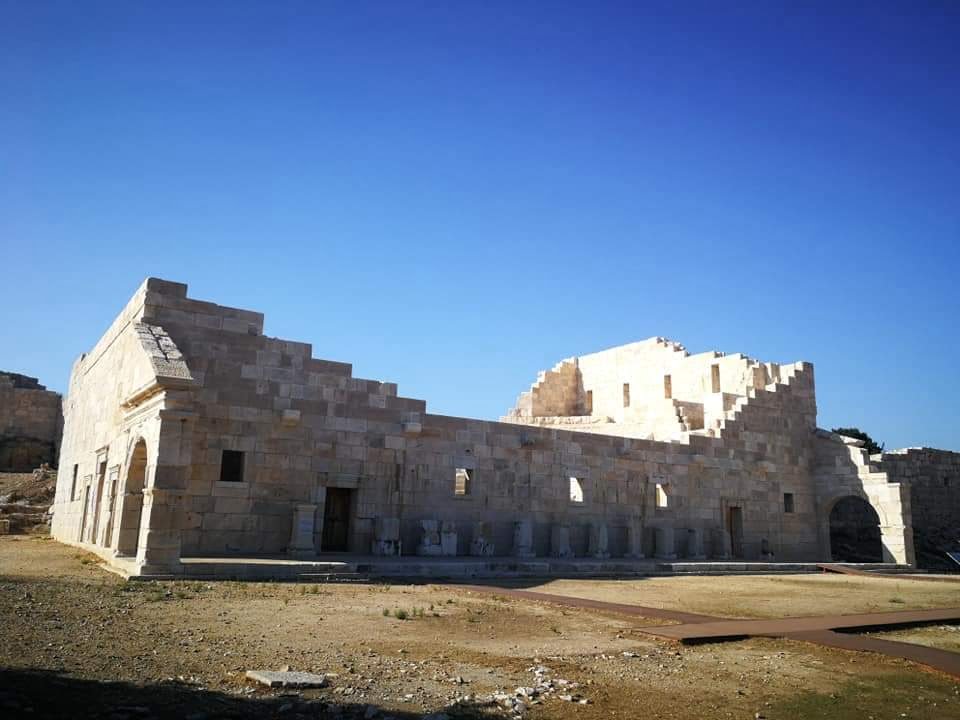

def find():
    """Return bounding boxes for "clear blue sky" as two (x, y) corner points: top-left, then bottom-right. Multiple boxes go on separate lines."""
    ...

(1, 1), (958, 450)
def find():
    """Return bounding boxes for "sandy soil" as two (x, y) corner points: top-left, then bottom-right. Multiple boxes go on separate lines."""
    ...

(523, 574), (960, 619)
(1, 536), (958, 720)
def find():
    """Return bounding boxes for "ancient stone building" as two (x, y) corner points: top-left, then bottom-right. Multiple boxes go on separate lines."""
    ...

(0, 371), (62, 472)
(49, 278), (954, 576)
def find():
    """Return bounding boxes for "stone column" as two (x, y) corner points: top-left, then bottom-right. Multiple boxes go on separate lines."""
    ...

(711, 527), (732, 560)
(625, 517), (645, 558)
(513, 518), (535, 558)
(288, 503), (318, 559)
(550, 523), (573, 559)
(653, 526), (677, 560)
(135, 487), (182, 574)
(686, 528), (706, 560)
(589, 521), (610, 559)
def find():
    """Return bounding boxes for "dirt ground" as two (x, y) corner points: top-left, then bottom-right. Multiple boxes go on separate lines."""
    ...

(867, 625), (960, 654)
(525, 574), (960, 619)
(1, 536), (958, 720)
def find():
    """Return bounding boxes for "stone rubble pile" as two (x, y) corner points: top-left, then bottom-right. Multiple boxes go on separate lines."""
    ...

(0, 464), (56, 534)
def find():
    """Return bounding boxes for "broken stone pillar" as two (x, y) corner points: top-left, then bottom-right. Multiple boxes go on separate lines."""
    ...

(685, 528), (706, 560)
(371, 516), (400, 556)
(287, 503), (318, 559)
(711, 527), (732, 560)
(653, 526), (677, 560)
(470, 521), (495, 556)
(588, 521), (609, 559)
(625, 516), (645, 558)
(512, 518), (535, 558)
(439, 520), (457, 557)
(416, 519), (443, 556)
(550, 523), (573, 559)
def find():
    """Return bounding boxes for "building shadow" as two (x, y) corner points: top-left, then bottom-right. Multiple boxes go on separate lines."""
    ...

(0, 668), (497, 720)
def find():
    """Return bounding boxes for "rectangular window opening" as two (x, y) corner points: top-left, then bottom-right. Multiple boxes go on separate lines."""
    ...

(454, 467), (472, 496)
(219, 450), (245, 483)
(783, 492), (795, 513)
(622, 383), (631, 408)
(70, 464), (79, 500)
(656, 482), (669, 508)
(584, 390), (593, 415)
(711, 364), (721, 393)
(663, 374), (672, 399)
(569, 476), (584, 504)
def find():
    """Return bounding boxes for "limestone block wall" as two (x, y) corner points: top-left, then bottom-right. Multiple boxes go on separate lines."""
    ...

(700, 362), (820, 560)
(51, 277), (921, 572)
(51, 279), (184, 550)
(504, 337), (801, 442)
(137, 280), (828, 560)
(879, 448), (960, 568)
(813, 432), (915, 565)
(137, 284), (423, 555)
(506, 359), (583, 419)
(0, 372), (62, 471)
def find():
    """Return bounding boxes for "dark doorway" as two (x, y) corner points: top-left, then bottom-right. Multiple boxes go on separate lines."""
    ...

(830, 496), (883, 562)
(728, 506), (744, 558)
(322, 487), (353, 552)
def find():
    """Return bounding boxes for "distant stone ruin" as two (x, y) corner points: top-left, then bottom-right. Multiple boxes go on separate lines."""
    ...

(0, 372), (62, 472)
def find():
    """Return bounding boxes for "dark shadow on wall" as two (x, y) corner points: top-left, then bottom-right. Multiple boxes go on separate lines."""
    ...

(0, 436), (56, 473)
(829, 496), (883, 563)
(0, 668), (499, 720)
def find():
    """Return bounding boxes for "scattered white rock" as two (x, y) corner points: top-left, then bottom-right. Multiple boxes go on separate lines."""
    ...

(244, 670), (328, 688)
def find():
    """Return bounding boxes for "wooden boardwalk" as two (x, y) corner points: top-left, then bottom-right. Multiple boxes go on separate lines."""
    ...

(457, 584), (960, 678)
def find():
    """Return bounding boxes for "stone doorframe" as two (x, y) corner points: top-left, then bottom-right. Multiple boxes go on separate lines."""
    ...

(310, 473), (362, 554)
(720, 497), (747, 559)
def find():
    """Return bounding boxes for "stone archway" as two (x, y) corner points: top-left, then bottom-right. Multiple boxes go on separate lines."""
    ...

(829, 495), (883, 562)
(116, 439), (148, 557)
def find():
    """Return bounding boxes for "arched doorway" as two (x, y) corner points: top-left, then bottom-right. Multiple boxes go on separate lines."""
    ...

(829, 496), (883, 562)
(116, 440), (148, 557)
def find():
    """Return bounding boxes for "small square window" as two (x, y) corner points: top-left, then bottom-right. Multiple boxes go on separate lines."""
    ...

(219, 450), (245, 483)
(569, 477), (584, 503)
(783, 492), (795, 513)
(454, 467), (472, 496)
(656, 482), (669, 508)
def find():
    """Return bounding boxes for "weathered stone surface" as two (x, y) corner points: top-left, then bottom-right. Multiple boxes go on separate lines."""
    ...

(245, 670), (327, 688)
(0, 372), (61, 472)
(46, 277), (954, 576)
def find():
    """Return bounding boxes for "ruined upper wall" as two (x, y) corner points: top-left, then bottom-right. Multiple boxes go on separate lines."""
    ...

(0, 371), (62, 471)
(504, 337), (814, 442)
(53, 277), (840, 563)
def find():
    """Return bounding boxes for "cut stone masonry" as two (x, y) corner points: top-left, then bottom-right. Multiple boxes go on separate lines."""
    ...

(46, 278), (957, 576)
